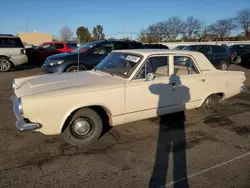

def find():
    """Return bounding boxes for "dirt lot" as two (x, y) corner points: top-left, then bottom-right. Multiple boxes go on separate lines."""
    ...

(0, 64), (250, 188)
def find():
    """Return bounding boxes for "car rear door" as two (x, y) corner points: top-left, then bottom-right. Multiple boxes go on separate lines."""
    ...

(54, 43), (65, 53)
(38, 43), (57, 63)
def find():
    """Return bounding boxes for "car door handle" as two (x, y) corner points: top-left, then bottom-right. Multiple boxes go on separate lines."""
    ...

(199, 79), (206, 82)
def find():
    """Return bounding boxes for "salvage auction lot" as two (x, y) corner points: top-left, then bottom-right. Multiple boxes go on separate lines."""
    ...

(0, 65), (250, 188)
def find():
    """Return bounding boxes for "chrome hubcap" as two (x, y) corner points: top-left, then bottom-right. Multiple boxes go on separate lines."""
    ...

(73, 119), (91, 136)
(0, 59), (10, 71)
(205, 97), (214, 109)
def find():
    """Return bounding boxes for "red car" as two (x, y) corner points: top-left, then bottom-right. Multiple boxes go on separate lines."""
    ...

(26, 41), (77, 64)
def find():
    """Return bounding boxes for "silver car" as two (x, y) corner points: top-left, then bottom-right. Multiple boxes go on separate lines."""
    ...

(0, 35), (28, 72)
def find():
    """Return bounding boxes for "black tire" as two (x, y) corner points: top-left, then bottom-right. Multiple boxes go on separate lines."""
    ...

(62, 108), (103, 146)
(0, 58), (12, 72)
(65, 65), (86, 72)
(220, 60), (228, 70)
(198, 94), (219, 116)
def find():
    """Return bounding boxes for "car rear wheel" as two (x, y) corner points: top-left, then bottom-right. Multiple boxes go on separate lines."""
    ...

(198, 94), (219, 115)
(0, 58), (12, 72)
(65, 65), (86, 72)
(220, 61), (228, 70)
(62, 108), (103, 146)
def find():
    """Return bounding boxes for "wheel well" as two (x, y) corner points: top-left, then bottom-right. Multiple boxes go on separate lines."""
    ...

(64, 64), (87, 72)
(217, 92), (224, 101)
(61, 105), (112, 133)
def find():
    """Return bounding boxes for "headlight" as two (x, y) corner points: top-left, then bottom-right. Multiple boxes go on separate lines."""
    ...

(12, 80), (16, 90)
(49, 60), (64, 66)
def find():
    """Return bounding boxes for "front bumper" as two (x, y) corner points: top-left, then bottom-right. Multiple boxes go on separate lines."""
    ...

(42, 64), (62, 73)
(11, 95), (42, 131)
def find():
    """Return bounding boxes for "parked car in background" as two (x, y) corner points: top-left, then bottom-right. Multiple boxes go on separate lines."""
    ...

(42, 39), (143, 73)
(174, 45), (188, 50)
(26, 41), (77, 65)
(0, 34), (27, 72)
(143, 43), (169, 49)
(229, 44), (250, 64)
(182, 45), (231, 70)
(12, 49), (246, 146)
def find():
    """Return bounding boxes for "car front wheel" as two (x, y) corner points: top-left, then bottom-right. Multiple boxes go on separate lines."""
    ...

(0, 58), (12, 72)
(62, 108), (103, 146)
(65, 65), (86, 72)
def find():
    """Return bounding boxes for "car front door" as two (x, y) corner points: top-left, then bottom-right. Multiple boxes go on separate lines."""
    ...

(171, 55), (205, 111)
(38, 43), (57, 63)
(84, 42), (114, 68)
(125, 55), (178, 123)
(200, 46), (213, 63)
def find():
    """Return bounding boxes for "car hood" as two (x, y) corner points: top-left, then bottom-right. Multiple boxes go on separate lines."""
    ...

(47, 52), (77, 60)
(14, 71), (125, 98)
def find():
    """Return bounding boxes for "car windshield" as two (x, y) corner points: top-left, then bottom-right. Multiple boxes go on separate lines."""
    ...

(95, 52), (142, 78)
(35, 43), (44, 50)
(71, 40), (104, 53)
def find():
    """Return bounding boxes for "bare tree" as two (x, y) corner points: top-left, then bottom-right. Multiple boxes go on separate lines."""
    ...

(60, 26), (73, 41)
(137, 24), (162, 43)
(165, 17), (184, 40)
(92, 25), (105, 40)
(182, 16), (203, 40)
(235, 8), (250, 37)
(208, 18), (236, 40)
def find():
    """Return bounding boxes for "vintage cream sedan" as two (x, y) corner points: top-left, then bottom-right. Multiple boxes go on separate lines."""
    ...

(11, 49), (247, 146)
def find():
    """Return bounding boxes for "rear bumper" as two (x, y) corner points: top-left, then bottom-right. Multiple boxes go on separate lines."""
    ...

(11, 95), (42, 131)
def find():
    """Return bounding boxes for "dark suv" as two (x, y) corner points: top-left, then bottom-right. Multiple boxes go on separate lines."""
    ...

(229, 44), (250, 64)
(42, 39), (143, 73)
(183, 45), (231, 70)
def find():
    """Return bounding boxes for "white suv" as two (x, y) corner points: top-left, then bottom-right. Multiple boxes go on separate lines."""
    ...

(0, 35), (28, 72)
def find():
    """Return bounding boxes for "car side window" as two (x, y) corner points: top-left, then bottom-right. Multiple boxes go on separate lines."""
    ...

(212, 46), (225, 53)
(174, 56), (199, 75)
(200, 46), (211, 54)
(114, 42), (129, 50)
(42, 44), (55, 51)
(55, 43), (64, 49)
(134, 56), (169, 80)
(92, 43), (114, 55)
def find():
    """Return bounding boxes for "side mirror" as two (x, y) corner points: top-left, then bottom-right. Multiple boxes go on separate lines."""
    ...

(145, 73), (155, 81)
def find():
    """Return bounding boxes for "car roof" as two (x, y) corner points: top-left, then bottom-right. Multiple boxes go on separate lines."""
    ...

(112, 49), (217, 71)
(113, 49), (203, 56)
(0, 35), (20, 38)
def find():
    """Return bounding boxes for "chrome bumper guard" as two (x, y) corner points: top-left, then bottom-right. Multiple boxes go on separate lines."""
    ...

(240, 86), (248, 92)
(11, 95), (42, 131)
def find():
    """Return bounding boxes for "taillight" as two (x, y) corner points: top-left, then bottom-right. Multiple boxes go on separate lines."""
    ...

(20, 49), (26, 55)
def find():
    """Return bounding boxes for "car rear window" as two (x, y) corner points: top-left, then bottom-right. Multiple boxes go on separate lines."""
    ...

(0, 37), (24, 48)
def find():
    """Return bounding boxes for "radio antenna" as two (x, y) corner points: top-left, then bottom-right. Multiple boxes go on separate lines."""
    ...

(77, 36), (80, 71)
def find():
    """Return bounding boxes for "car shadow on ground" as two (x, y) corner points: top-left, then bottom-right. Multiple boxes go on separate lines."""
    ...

(148, 76), (190, 188)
